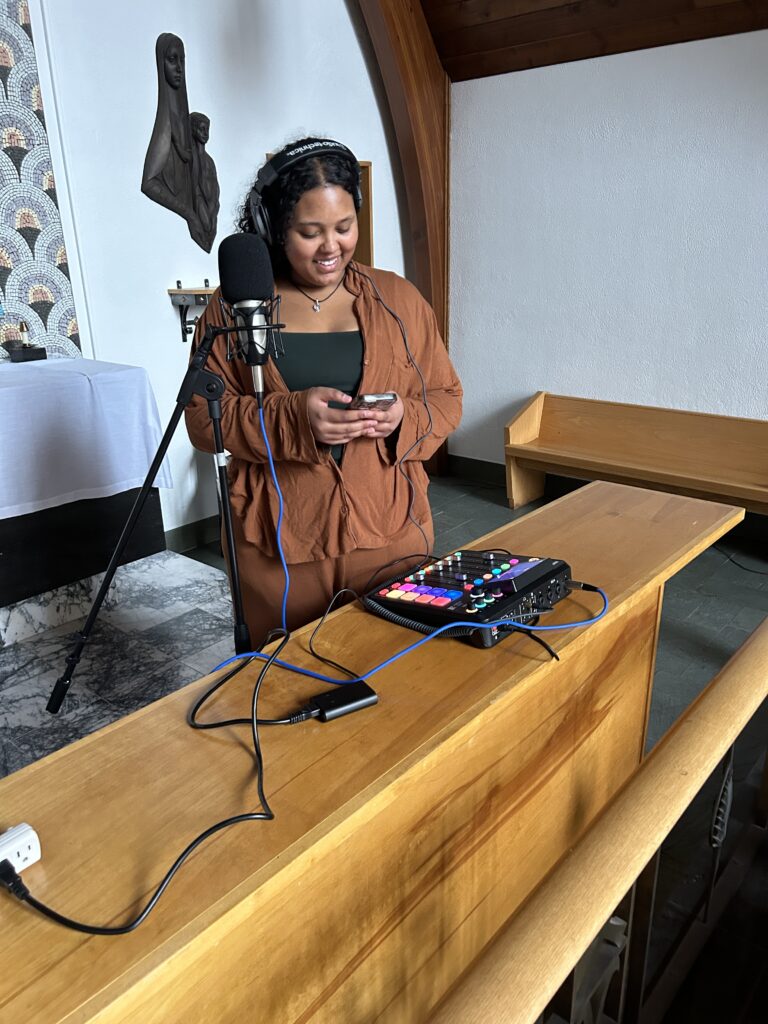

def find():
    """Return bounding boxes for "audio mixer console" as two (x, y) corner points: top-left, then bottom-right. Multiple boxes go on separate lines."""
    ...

(362, 548), (573, 648)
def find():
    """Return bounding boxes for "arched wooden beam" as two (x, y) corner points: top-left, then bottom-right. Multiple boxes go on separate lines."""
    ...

(357, 0), (449, 340)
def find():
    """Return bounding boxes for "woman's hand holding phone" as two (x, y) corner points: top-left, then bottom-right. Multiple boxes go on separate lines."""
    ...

(353, 393), (404, 440)
(306, 389), (403, 445)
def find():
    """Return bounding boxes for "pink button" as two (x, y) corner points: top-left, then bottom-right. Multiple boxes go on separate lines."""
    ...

(415, 594), (435, 604)
(400, 583), (417, 592)
(431, 597), (451, 607)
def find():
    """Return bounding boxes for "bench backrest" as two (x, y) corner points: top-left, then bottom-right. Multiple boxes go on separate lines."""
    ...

(527, 393), (768, 485)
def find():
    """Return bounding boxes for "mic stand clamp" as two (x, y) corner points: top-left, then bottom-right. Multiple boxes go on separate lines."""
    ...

(47, 324), (251, 715)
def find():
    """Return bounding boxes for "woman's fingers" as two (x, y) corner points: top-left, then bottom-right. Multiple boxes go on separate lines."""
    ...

(307, 388), (401, 445)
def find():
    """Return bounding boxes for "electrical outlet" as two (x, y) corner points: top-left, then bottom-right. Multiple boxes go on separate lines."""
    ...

(0, 823), (41, 872)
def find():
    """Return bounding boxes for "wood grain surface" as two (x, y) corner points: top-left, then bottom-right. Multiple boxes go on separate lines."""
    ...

(430, 615), (768, 1024)
(357, 0), (449, 338)
(0, 483), (743, 1023)
(421, 0), (768, 80)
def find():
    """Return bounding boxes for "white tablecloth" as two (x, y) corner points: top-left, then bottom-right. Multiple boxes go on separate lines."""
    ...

(0, 358), (173, 519)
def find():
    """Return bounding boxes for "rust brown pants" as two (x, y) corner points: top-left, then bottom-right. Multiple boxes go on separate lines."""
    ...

(225, 513), (434, 648)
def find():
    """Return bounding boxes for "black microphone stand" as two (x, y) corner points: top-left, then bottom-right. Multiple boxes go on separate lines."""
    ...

(47, 323), (251, 715)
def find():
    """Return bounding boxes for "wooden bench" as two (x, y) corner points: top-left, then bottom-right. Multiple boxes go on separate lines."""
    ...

(505, 392), (768, 513)
(429, 616), (768, 1024)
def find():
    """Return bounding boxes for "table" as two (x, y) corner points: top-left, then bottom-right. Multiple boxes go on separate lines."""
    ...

(0, 483), (743, 1023)
(0, 358), (172, 520)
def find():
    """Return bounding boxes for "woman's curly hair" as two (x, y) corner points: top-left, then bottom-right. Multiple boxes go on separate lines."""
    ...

(237, 137), (360, 275)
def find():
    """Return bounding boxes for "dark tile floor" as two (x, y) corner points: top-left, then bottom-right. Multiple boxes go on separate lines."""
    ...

(1, 474), (766, 1020)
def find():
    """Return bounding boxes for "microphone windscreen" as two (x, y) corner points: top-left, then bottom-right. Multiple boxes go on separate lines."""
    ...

(218, 233), (274, 303)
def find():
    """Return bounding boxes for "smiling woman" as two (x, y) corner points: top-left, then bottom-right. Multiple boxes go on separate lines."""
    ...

(185, 137), (463, 645)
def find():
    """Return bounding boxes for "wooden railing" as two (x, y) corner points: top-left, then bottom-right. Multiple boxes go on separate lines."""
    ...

(430, 617), (768, 1024)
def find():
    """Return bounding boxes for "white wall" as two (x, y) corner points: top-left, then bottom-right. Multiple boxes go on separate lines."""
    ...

(30, 0), (407, 530)
(450, 31), (768, 466)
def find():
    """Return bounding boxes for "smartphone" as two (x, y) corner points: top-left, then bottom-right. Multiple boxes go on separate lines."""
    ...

(349, 392), (397, 411)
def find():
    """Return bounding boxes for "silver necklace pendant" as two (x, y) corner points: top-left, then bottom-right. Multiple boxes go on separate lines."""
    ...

(312, 299), (321, 313)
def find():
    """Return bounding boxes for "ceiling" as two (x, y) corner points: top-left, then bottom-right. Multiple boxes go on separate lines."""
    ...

(421, 0), (768, 82)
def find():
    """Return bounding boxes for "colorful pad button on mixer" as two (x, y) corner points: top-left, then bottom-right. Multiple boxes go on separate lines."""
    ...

(381, 580), (464, 607)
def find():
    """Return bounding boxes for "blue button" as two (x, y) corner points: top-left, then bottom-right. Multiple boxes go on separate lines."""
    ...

(474, 578), (484, 586)
(445, 590), (462, 599)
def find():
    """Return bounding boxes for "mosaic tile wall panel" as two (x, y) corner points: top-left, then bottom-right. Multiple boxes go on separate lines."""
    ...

(0, 1), (80, 360)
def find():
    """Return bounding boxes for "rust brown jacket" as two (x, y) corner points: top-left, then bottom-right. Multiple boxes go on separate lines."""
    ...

(185, 262), (463, 563)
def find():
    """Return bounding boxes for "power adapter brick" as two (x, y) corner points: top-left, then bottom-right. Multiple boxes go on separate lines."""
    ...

(307, 680), (377, 721)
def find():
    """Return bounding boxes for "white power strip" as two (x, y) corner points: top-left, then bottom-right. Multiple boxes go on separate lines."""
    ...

(0, 823), (41, 872)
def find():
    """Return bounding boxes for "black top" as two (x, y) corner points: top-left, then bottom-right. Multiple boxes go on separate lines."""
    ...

(278, 331), (364, 463)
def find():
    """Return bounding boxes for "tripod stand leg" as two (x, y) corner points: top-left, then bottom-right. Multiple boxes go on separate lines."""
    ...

(47, 325), (251, 714)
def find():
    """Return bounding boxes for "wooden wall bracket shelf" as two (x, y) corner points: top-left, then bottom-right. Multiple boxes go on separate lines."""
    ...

(168, 282), (214, 343)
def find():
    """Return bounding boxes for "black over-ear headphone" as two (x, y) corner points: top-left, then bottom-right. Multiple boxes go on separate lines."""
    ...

(248, 139), (362, 246)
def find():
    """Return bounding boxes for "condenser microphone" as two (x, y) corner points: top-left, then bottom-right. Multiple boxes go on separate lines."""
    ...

(218, 233), (276, 401)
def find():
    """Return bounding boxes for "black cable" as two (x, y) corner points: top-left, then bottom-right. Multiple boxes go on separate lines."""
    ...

(188, 655), (256, 729)
(502, 625), (559, 661)
(308, 588), (361, 680)
(0, 635), (292, 936)
(188, 655), (308, 729)
(2, 812), (269, 935)
(189, 629), (308, 729)
(307, 554), (436, 681)
(713, 544), (768, 577)
(249, 628), (291, 818)
(360, 552), (432, 594)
